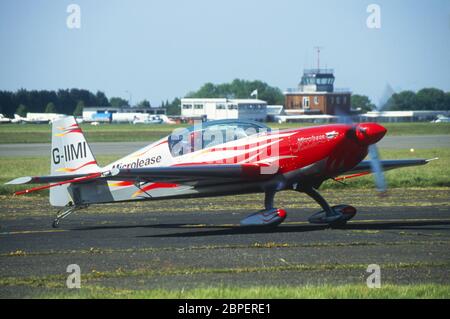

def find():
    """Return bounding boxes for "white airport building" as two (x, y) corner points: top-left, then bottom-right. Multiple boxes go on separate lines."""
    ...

(360, 110), (450, 122)
(180, 98), (267, 122)
(274, 110), (450, 123)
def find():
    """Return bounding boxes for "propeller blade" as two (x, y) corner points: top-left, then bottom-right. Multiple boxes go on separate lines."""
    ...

(368, 144), (387, 193)
(336, 106), (387, 193)
(335, 105), (353, 124)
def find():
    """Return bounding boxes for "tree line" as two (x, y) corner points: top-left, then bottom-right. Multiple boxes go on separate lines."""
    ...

(186, 79), (285, 105)
(351, 88), (450, 112)
(1, 85), (449, 118)
(0, 88), (182, 117)
(0, 89), (110, 117)
(383, 88), (450, 111)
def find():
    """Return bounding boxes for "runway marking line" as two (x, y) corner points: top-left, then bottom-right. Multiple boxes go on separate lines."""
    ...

(0, 229), (67, 236)
(1, 218), (449, 236)
(184, 218), (450, 228)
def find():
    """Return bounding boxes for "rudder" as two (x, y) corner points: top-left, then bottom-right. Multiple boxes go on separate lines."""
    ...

(50, 116), (100, 206)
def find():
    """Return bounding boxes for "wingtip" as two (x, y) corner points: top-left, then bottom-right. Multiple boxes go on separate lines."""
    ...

(5, 176), (33, 185)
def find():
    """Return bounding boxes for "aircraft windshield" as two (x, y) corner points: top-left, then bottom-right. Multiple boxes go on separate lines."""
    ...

(168, 120), (270, 157)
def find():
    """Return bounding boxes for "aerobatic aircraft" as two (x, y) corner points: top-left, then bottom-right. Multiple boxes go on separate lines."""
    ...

(6, 116), (433, 228)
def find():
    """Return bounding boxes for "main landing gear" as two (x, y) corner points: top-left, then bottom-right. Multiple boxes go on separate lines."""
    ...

(240, 189), (287, 227)
(239, 186), (357, 228)
(52, 203), (88, 228)
(300, 187), (356, 226)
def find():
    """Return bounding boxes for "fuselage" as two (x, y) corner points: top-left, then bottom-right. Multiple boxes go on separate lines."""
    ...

(97, 122), (386, 203)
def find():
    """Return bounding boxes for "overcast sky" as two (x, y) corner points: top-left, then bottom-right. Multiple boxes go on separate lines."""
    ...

(0, 0), (449, 106)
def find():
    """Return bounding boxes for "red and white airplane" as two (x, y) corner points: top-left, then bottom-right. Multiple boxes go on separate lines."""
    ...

(6, 116), (432, 228)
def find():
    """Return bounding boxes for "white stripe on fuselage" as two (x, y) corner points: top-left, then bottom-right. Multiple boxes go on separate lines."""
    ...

(103, 131), (296, 170)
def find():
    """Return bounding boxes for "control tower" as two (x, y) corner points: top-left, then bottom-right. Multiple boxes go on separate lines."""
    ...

(284, 49), (351, 115)
(299, 68), (335, 93)
(284, 68), (351, 115)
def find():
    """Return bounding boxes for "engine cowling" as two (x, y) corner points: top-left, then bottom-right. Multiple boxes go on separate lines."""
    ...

(240, 208), (287, 227)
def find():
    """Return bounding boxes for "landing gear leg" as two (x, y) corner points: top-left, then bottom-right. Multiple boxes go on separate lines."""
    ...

(303, 187), (340, 219)
(264, 189), (275, 210)
(299, 187), (356, 225)
(52, 204), (87, 228)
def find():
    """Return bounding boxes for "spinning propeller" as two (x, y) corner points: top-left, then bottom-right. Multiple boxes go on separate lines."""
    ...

(337, 108), (387, 194)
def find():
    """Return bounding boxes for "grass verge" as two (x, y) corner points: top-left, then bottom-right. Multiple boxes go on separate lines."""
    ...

(36, 284), (450, 299)
(1, 261), (448, 288)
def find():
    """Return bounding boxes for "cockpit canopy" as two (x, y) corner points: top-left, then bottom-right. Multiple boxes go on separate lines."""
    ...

(168, 119), (270, 157)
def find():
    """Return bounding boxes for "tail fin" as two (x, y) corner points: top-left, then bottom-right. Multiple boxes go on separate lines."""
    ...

(50, 116), (100, 206)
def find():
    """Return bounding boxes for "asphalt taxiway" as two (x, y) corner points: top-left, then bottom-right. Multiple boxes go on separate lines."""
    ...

(1, 135), (449, 157)
(0, 188), (449, 297)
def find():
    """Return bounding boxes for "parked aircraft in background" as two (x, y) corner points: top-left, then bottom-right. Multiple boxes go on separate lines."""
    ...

(0, 114), (12, 124)
(432, 115), (450, 123)
(12, 113), (66, 124)
(133, 115), (163, 124)
(131, 114), (175, 124)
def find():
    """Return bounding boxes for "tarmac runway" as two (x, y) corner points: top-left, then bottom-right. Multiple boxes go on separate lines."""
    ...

(0, 188), (449, 297)
(0, 135), (449, 157)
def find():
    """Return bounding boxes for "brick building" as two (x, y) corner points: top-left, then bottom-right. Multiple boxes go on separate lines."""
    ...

(284, 69), (351, 115)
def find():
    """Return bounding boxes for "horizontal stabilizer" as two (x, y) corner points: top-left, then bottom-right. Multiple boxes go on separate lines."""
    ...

(12, 173), (102, 196)
(5, 173), (96, 185)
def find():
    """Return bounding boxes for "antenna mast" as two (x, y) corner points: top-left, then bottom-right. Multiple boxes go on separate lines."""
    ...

(314, 46), (323, 70)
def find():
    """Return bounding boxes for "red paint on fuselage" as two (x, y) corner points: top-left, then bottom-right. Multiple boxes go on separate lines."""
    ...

(168, 123), (386, 182)
(283, 123), (386, 179)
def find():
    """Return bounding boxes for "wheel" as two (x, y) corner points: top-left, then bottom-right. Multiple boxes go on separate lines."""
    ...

(52, 219), (60, 228)
(332, 205), (357, 222)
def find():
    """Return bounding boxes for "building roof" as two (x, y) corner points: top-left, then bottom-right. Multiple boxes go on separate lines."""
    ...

(230, 99), (267, 104)
(181, 98), (267, 104)
(284, 89), (351, 95)
(181, 98), (227, 103)
(303, 68), (335, 75)
(84, 106), (165, 112)
(363, 110), (450, 117)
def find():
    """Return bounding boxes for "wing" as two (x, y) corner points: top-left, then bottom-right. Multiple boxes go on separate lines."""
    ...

(336, 158), (437, 181)
(110, 164), (272, 183)
(5, 164), (275, 195)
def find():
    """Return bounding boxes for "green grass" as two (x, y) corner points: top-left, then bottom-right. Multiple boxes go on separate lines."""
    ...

(3, 261), (447, 286)
(3, 261), (449, 298)
(33, 284), (450, 299)
(0, 122), (448, 143)
(321, 148), (449, 189)
(0, 148), (448, 195)
(0, 123), (189, 143)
